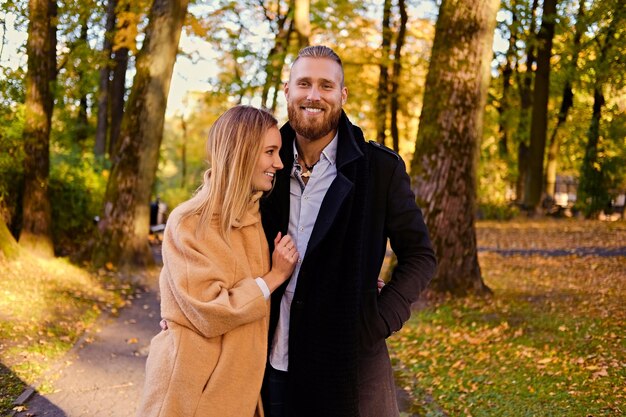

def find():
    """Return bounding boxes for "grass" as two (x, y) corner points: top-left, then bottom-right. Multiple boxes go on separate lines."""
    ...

(390, 219), (626, 417)
(1, 219), (624, 416)
(0, 252), (129, 415)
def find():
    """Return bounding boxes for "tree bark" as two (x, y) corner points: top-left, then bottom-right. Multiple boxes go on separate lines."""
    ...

(0, 217), (20, 261)
(545, 0), (584, 198)
(76, 19), (90, 144)
(514, 0), (538, 203)
(92, 0), (189, 268)
(294, 0), (310, 48)
(578, 2), (624, 217)
(20, 0), (56, 258)
(180, 114), (187, 189)
(95, 0), (117, 157)
(375, 0), (392, 145)
(497, 5), (517, 157)
(523, 0), (558, 211)
(108, 45), (129, 157)
(389, 0), (407, 153)
(261, 6), (292, 110)
(410, 0), (499, 296)
(108, 1), (131, 158)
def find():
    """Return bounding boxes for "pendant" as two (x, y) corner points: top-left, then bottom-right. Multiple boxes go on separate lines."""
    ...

(301, 171), (311, 178)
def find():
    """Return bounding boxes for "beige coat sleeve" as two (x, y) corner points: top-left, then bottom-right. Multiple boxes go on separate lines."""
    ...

(160, 219), (268, 339)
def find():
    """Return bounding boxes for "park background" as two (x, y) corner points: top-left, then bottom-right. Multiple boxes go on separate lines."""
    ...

(0, 0), (625, 416)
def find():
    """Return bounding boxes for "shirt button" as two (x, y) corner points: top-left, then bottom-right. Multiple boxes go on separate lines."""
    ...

(304, 196), (309, 200)
(299, 226), (304, 231)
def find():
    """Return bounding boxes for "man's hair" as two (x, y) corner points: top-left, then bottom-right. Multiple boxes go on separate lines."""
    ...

(292, 45), (344, 84)
(180, 105), (277, 241)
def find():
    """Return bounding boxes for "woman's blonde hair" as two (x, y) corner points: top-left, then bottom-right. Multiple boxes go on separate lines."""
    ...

(182, 105), (278, 241)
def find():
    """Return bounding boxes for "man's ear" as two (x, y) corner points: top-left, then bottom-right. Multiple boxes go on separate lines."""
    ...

(284, 82), (290, 99)
(341, 86), (348, 105)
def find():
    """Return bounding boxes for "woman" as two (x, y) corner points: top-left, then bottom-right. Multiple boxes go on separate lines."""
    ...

(137, 105), (299, 417)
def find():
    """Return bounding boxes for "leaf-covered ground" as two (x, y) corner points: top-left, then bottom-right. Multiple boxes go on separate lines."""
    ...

(389, 219), (626, 417)
(0, 254), (128, 414)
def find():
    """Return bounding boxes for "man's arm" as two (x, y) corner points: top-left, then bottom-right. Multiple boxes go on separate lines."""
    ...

(378, 158), (437, 336)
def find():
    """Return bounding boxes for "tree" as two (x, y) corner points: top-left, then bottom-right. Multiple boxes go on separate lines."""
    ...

(19, 0), (57, 257)
(0, 217), (20, 261)
(523, 0), (558, 210)
(375, 0), (392, 145)
(577, 0), (626, 217)
(389, 0), (407, 153)
(545, 0), (584, 199)
(92, 0), (189, 268)
(94, 0), (117, 156)
(108, 0), (133, 157)
(294, 0), (310, 47)
(513, 0), (538, 203)
(411, 0), (500, 295)
(260, 0), (293, 111)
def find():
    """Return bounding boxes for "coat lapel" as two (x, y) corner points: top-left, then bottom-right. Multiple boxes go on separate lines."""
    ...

(304, 112), (364, 256)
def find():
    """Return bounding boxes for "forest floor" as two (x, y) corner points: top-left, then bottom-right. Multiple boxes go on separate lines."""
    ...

(0, 219), (624, 416)
(391, 218), (626, 417)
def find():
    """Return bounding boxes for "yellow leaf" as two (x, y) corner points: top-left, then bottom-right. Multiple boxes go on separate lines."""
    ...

(127, 337), (138, 344)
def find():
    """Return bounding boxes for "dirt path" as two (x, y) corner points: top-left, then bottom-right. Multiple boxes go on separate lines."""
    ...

(13, 283), (160, 417)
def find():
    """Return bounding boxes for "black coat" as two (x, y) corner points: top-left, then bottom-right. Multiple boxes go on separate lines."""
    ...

(260, 112), (436, 417)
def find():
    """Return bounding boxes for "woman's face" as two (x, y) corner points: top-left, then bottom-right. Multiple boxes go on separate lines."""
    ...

(251, 126), (283, 192)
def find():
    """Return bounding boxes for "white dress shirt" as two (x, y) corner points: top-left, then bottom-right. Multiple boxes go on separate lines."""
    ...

(269, 133), (339, 371)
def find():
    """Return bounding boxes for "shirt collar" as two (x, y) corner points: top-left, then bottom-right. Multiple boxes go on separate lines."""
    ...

(292, 131), (339, 166)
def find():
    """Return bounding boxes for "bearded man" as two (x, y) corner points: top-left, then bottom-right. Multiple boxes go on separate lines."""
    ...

(260, 45), (437, 417)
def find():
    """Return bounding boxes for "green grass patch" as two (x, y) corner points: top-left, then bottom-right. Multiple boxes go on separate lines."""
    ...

(0, 253), (129, 414)
(389, 220), (626, 416)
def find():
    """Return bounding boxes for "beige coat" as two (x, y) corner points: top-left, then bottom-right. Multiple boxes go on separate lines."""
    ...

(138, 196), (270, 417)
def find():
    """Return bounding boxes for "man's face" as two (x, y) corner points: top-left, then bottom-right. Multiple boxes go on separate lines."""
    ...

(285, 57), (348, 141)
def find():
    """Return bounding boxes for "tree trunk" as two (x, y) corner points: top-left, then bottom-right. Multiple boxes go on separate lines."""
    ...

(375, 0), (392, 145)
(498, 6), (517, 157)
(294, 0), (310, 48)
(545, 0), (584, 198)
(578, 2), (624, 217)
(92, 0), (189, 268)
(108, 45), (129, 157)
(0, 217), (20, 261)
(95, 0), (117, 157)
(20, 0), (56, 258)
(389, 0), (407, 153)
(523, 0), (558, 211)
(410, 0), (499, 296)
(76, 19), (90, 144)
(514, 0), (538, 203)
(261, 1), (293, 109)
(180, 114), (187, 189)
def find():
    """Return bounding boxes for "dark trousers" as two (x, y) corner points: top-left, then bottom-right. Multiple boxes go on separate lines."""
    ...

(262, 364), (289, 417)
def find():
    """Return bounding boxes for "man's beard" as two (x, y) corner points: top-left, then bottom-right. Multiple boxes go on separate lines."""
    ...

(287, 101), (342, 140)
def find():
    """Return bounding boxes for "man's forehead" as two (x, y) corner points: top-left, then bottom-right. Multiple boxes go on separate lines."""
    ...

(290, 57), (343, 81)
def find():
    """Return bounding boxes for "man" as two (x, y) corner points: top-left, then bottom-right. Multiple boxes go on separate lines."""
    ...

(260, 45), (436, 417)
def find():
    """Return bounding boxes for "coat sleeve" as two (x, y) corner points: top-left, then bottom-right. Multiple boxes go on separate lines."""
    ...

(378, 158), (437, 336)
(160, 220), (268, 339)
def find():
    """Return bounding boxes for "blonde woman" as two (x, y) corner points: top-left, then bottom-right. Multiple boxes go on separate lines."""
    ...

(138, 105), (299, 417)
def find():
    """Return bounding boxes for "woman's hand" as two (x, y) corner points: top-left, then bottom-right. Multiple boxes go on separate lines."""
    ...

(262, 232), (299, 293)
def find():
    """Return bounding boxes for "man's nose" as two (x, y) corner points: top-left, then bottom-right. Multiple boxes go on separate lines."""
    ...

(307, 86), (321, 101)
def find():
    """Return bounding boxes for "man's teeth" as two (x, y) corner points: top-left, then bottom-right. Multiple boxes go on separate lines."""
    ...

(304, 107), (322, 113)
